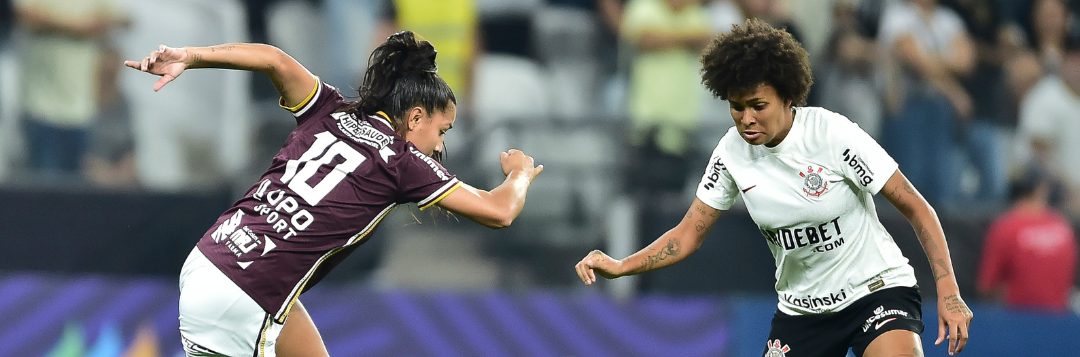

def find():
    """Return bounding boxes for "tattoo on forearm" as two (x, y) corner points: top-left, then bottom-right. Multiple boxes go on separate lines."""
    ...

(191, 53), (203, 66)
(932, 258), (951, 281)
(695, 220), (706, 232)
(685, 211), (693, 220)
(915, 225), (952, 281)
(903, 180), (917, 195)
(645, 239), (681, 270)
(888, 180), (921, 217)
(209, 44), (236, 52)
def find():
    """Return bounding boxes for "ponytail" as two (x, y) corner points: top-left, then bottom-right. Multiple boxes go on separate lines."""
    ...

(354, 31), (456, 138)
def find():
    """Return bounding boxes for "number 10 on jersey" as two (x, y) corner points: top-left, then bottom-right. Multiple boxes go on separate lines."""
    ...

(281, 131), (367, 205)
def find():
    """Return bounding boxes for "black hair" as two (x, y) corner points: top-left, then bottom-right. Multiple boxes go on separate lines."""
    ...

(349, 31), (456, 158)
(700, 18), (813, 106)
(1009, 164), (1050, 202)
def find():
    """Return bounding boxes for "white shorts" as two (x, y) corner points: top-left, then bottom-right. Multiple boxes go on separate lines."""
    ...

(179, 248), (284, 357)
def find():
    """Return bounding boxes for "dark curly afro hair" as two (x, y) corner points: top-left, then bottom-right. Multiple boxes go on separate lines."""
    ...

(700, 18), (812, 106)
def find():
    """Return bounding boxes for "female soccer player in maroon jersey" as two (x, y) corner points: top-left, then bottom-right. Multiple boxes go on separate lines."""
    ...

(126, 31), (543, 357)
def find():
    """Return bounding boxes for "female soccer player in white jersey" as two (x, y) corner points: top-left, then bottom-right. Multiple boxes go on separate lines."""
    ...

(575, 19), (974, 357)
(126, 31), (543, 357)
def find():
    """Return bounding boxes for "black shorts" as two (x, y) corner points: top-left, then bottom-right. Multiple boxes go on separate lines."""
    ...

(763, 286), (924, 357)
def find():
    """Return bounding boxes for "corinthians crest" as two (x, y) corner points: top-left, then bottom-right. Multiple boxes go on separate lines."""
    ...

(766, 339), (791, 357)
(799, 166), (828, 197)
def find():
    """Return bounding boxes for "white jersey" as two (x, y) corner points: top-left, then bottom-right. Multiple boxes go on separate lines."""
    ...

(695, 107), (917, 315)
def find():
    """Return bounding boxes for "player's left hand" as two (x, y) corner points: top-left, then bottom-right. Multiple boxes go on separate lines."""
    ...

(124, 44), (190, 91)
(935, 293), (973, 355)
(575, 250), (622, 285)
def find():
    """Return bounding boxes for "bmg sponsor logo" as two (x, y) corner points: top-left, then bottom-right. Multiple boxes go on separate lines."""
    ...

(703, 156), (726, 190)
(841, 149), (874, 187)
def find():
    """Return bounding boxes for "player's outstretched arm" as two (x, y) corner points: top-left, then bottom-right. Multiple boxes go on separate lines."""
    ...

(124, 43), (316, 107)
(437, 149), (543, 228)
(881, 169), (974, 355)
(575, 198), (722, 285)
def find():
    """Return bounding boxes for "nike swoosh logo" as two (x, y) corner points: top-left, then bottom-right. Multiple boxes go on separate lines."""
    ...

(741, 185), (757, 193)
(875, 317), (898, 330)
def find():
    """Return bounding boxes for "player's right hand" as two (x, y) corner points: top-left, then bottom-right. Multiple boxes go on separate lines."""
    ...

(575, 250), (623, 285)
(124, 44), (189, 91)
(499, 149), (543, 181)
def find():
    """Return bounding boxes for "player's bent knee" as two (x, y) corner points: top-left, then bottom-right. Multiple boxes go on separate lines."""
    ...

(276, 301), (330, 357)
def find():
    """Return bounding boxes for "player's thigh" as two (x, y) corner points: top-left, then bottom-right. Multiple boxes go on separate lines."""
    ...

(861, 330), (923, 357)
(764, 312), (849, 357)
(276, 300), (330, 357)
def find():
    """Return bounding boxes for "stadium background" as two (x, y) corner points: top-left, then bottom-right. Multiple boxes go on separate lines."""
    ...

(0, 0), (1078, 356)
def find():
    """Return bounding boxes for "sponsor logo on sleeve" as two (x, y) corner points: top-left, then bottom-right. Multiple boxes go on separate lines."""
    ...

(799, 165), (828, 197)
(333, 112), (394, 148)
(841, 149), (874, 187)
(703, 156), (726, 190)
(409, 146), (450, 181)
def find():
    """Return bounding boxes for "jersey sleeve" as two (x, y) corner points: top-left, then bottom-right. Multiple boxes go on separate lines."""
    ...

(830, 116), (898, 195)
(397, 146), (461, 210)
(694, 141), (738, 210)
(279, 77), (343, 125)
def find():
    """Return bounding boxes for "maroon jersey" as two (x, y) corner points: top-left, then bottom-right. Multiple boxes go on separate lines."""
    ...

(197, 80), (461, 322)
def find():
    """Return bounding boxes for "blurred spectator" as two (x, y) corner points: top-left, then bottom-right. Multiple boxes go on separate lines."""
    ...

(322, 0), (381, 92)
(0, 0), (12, 45)
(814, 0), (882, 139)
(707, 0), (744, 34)
(1026, 0), (1074, 74)
(978, 165), (1077, 312)
(734, 0), (803, 43)
(377, 0), (479, 107)
(13, 0), (126, 179)
(942, 0), (1019, 205)
(877, 0), (975, 210)
(548, 0), (626, 79)
(1015, 26), (1080, 217)
(621, 0), (712, 196)
(83, 46), (137, 190)
(597, 0), (628, 35)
